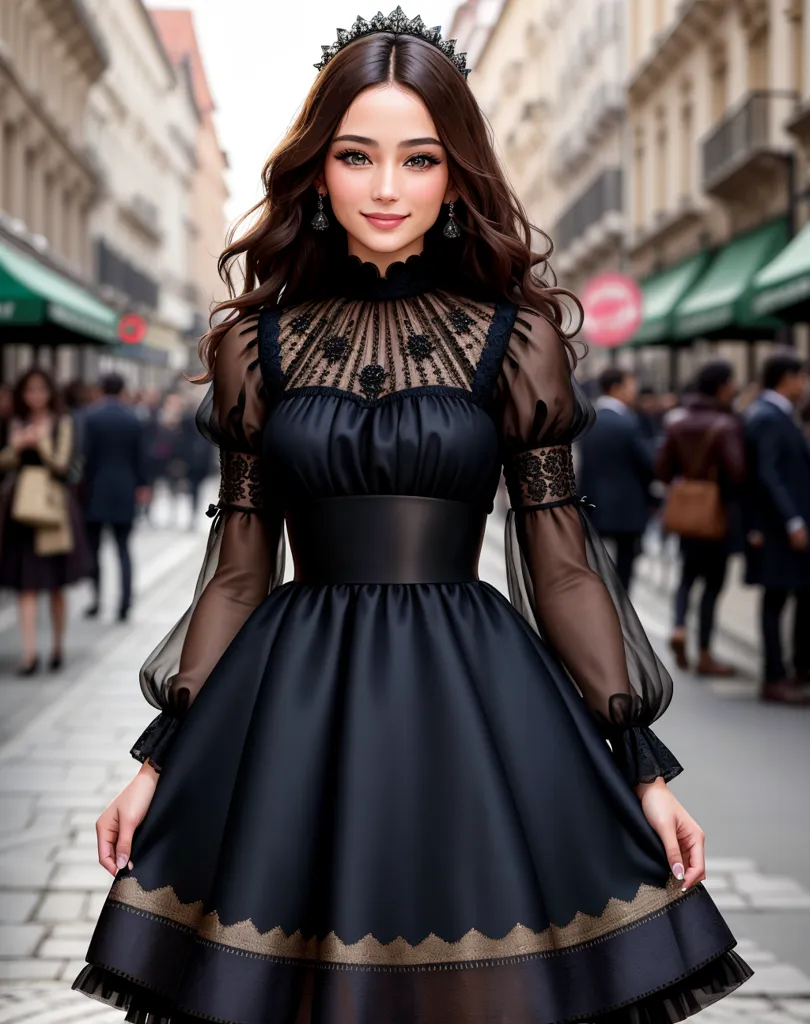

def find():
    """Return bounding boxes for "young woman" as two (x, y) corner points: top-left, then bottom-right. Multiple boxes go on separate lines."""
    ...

(75, 10), (752, 1022)
(0, 368), (92, 673)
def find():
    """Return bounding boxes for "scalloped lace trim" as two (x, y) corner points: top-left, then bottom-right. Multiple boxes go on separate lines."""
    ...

(107, 874), (688, 966)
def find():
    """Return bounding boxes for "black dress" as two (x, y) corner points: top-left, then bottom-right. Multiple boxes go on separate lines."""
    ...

(74, 254), (752, 1024)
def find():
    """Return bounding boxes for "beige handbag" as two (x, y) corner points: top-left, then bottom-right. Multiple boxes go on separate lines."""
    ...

(11, 465), (65, 528)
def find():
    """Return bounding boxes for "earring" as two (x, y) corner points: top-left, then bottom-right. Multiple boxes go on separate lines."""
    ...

(311, 192), (329, 231)
(443, 199), (460, 239)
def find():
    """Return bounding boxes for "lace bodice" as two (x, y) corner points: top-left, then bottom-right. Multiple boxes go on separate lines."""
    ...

(132, 251), (680, 790)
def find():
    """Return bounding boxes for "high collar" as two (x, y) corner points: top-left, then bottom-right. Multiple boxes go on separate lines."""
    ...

(334, 251), (438, 301)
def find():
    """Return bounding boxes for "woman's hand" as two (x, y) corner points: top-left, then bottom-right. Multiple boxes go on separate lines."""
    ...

(11, 424), (40, 450)
(96, 761), (159, 877)
(635, 777), (706, 891)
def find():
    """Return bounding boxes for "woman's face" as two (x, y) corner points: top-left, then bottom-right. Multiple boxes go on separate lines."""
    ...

(22, 374), (51, 413)
(321, 84), (456, 270)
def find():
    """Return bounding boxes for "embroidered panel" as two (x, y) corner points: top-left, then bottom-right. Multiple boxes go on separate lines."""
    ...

(218, 450), (265, 509)
(107, 875), (687, 967)
(504, 444), (577, 509)
(275, 292), (498, 402)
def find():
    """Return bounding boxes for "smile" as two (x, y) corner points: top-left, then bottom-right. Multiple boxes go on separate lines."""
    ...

(361, 213), (409, 229)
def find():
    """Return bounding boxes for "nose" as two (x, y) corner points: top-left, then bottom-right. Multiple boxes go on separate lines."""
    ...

(371, 161), (399, 203)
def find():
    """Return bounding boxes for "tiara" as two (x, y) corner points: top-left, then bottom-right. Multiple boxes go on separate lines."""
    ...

(314, 5), (471, 78)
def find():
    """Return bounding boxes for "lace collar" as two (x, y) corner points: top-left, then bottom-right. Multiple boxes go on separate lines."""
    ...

(334, 251), (438, 301)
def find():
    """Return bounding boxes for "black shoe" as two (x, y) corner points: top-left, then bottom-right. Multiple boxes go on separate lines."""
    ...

(16, 657), (40, 677)
(49, 652), (63, 672)
(118, 607), (130, 623)
(84, 604), (99, 619)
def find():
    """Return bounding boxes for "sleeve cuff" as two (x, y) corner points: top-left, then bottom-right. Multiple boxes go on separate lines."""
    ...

(610, 725), (683, 788)
(130, 712), (182, 774)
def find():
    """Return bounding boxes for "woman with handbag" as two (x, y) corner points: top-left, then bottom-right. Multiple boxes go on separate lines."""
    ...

(655, 360), (747, 676)
(0, 368), (93, 675)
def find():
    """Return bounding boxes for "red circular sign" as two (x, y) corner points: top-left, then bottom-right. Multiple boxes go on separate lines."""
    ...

(118, 313), (147, 344)
(581, 272), (643, 347)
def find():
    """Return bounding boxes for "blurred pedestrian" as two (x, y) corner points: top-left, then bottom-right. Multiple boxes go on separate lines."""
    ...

(744, 352), (810, 704)
(179, 398), (214, 529)
(577, 367), (653, 591)
(62, 379), (92, 489)
(0, 385), (13, 455)
(655, 360), (745, 676)
(82, 373), (151, 623)
(149, 392), (187, 526)
(0, 369), (93, 674)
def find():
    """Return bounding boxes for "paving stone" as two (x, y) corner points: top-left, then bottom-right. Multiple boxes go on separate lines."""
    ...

(702, 875), (732, 892)
(780, 1000), (810, 1019)
(38, 937), (90, 959)
(743, 965), (810, 997)
(35, 894), (86, 923)
(47, 864), (110, 892)
(33, 794), (106, 810)
(49, 921), (93, 939)
(705, 858), (758, 874)
(83, 891), (107, 920)
(58, 959), (89, 982)
(0, 892), (39, 923)
(0, 924), (46, 957)
(0, 799), (33, 836)
(0, 862), (52, 889)
(733, 874), (809, 897)
(712, 893), (749, 910)
(748, 895), (810, 910)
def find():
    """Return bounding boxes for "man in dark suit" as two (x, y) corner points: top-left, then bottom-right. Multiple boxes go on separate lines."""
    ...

(744, 352), (810, 704)
(577, 367), (653, 591)
(82, 373), (150, 621)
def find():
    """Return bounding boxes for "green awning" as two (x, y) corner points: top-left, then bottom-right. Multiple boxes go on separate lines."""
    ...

(672, 218), (788, 339)
(0, 239), (118, 344)
(626, 251), (711, 346)
(751, 220), (810, 318)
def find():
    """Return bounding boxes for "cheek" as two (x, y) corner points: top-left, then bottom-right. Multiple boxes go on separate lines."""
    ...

(404, 169), (449, 211)
(323, 162), (365, 212)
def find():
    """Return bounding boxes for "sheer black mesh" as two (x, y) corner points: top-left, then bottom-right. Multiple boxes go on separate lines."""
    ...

(497, 309), (681, 787)
(132, 318), (286, 771)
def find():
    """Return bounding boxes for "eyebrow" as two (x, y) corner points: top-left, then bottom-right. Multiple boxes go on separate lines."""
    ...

(332, 134), (443, 148)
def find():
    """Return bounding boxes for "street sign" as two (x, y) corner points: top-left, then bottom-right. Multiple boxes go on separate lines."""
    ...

(581, 272), (643, 347)
(118, 312), (147, 344)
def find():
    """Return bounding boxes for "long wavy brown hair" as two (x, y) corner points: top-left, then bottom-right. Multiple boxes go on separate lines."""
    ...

(195, 31), (583, 382)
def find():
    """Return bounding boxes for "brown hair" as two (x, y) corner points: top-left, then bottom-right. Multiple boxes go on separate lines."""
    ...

(13, 368), (63, 421)
(195, 32), (583, 382)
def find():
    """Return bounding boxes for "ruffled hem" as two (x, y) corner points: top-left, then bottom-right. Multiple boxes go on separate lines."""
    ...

(73, 949), (752, 1024)
(130, 713), (182, 774)
(611, 725), (684, 788)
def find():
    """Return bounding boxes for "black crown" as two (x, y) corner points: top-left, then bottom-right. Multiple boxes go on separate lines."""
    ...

(314, 5), (471, 79)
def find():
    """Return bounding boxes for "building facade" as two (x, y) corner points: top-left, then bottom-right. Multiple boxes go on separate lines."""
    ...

(84, 0), (199, 377)
(0, 0), (110, 383)
(150, 8), (230, 339)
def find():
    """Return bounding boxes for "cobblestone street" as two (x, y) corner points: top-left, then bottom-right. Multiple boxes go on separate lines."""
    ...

(0, 509), (808, 1022)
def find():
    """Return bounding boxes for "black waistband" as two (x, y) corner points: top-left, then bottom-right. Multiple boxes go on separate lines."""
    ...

(285, 495), (487, 585)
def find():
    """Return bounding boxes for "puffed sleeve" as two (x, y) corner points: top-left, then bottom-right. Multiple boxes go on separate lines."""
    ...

(498, 307), (682, 788)
(131, 315), (286, 772)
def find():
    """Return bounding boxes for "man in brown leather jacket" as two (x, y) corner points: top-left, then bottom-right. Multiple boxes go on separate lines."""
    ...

(655, 361), (746, 676)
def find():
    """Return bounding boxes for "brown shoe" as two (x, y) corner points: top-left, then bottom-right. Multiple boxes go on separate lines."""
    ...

(760, 680), (810, 705)
(668, 633), (689, 670)
(696, 652), (735, 678)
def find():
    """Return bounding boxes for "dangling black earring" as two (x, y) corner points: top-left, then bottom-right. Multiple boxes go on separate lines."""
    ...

(311, 192), (329, 231)
(443, 199), (460, 239)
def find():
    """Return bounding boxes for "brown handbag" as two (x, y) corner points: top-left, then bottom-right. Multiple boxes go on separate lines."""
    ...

(661, 423), (728, 541)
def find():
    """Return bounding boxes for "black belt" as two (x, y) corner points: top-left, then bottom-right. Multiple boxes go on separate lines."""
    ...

(285, 495), (487, 585)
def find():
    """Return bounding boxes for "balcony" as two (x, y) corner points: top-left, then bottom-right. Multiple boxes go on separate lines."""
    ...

(554, 168), (623, 259)
(702, 91), (794, 202)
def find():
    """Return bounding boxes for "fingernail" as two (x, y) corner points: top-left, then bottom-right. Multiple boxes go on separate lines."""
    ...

(672, 863), (685, 880)
(681, 885), (687, 892)
(128, 861), (133, 870)
(116, 855), (128, 871)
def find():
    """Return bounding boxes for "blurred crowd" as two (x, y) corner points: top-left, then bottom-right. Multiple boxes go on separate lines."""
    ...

(576, 351), (810, 706)
(0, 369), (215, 676)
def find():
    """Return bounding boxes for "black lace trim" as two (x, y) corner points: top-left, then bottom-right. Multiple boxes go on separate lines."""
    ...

(609, 725), (684, 788)
(334, 251), (440, 300)
(257, 307), (283, 404)
(219, 450), (265, 509)
(470, 300), (518, 411)
(130, 713), (181, 774)
(504, 444), (577, 509)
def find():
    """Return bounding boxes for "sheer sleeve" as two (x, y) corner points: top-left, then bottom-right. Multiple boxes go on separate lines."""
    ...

(497, 307), (682, 788)
(131, 315), (286, 772)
